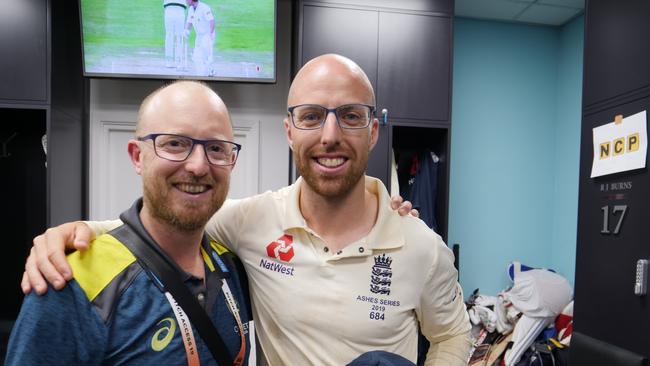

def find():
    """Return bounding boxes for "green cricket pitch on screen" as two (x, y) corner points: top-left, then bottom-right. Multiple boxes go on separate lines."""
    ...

(80, 0), (276, 82)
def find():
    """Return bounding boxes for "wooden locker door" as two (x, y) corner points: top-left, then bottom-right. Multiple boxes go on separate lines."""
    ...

(574, 96), (650, 358)
(0, 0), (48, 103)
(300, 4), (378, 88)
(582, 0), (650, 107)
(377, 12), (452, 125)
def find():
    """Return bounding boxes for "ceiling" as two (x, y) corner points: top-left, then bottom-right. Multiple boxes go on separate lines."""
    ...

(455, 0), (584, 26)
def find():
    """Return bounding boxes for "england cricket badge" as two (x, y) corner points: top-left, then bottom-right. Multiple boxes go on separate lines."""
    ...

(370, 253), (393, 295)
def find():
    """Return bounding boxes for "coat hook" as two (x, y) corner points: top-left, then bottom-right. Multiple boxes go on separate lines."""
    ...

(1, 132), (18, 158)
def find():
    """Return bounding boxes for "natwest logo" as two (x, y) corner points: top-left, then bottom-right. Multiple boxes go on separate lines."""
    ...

(266, 234), (295, 262)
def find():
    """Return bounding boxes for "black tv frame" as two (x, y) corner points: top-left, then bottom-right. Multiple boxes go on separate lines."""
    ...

(77, 0), (277, 83)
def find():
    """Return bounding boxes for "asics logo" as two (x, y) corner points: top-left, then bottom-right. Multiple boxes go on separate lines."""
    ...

(151, 317), (176, 351)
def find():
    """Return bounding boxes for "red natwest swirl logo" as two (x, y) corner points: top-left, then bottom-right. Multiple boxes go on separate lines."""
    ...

(266, 234), (294, 262)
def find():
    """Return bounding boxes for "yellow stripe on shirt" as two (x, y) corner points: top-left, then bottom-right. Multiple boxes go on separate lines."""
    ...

(68, 234), (137, 302)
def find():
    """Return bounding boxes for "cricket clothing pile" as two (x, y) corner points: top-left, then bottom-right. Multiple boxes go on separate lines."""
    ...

(466, 262), (574, 366)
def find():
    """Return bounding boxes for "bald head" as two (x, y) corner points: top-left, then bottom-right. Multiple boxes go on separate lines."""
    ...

(130, 80), (235, 233)
(136, 81), (232, 137)
(288, 54), (375, 107)
(283, 54), (379, 199)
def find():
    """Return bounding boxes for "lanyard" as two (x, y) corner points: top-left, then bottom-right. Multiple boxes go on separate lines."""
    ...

(114, 205), (237, 366)
(220, 280), (246, 366)
(145, 244), (247, 366)
(164, 292), (201, 366)
(205, 247), (246, 366)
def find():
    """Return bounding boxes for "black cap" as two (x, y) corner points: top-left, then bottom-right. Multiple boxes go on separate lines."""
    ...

(346, 351), (416, 366)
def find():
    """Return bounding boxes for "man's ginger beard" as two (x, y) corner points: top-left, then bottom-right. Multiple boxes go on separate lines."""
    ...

(293, 143), (369, 199)
(143, 174), (229, 232)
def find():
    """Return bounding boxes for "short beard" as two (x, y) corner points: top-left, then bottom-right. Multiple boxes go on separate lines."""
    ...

(143, 178), (228, 233)
(149, 201), (210, 231)
(293, 149), (367, 199)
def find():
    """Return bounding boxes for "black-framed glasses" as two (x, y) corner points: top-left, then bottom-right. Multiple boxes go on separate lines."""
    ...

(287, 104), (375, 130)
(137, 133), (241, 166)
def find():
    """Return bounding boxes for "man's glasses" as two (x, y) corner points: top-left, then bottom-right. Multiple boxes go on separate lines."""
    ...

(137, 134), (241, 166)
(287, 104), (375, 130)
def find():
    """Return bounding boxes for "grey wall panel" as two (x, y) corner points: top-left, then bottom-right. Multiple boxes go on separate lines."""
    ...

(48, 109), (85, 225)
(48, 0), (85, 224)
(366, 124), (391, 187)
(583, 0), (650, 107)
(301, 5), (379, 89)
(302, 0), (452, 14)
(0, 0), (48, 103)
(377, 13), (451, 123)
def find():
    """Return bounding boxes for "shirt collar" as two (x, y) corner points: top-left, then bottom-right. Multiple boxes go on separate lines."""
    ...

(281, 177), (307, 232)
(120, 198), (223, 282)
(280, 176), (405, 250)
(363, 177), (405, 250)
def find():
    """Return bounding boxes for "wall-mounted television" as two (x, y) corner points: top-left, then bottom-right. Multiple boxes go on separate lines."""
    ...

(79, 0), (276, 83)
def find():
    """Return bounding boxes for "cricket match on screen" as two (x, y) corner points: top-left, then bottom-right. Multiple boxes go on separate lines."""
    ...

(80, 0), (276, 82)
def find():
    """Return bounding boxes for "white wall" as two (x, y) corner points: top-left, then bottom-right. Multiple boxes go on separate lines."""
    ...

(87, 0), (292, 219)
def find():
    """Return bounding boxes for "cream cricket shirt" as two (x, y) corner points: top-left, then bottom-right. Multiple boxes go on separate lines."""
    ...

(205, 176), (470, 365)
